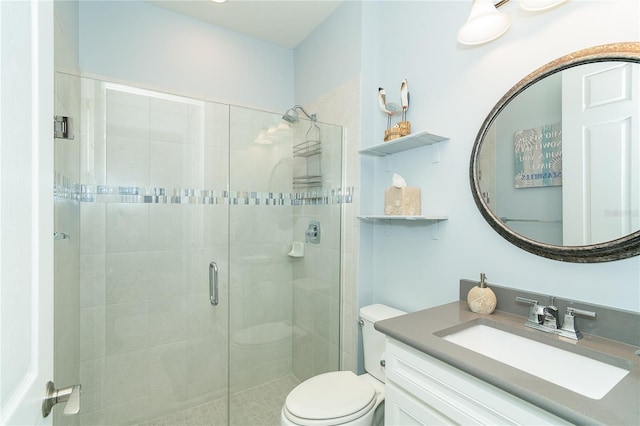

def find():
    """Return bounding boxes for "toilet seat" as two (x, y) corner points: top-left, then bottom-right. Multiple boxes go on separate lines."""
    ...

(283, 371), (376, 425)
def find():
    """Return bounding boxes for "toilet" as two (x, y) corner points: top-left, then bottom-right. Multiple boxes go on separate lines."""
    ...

(281, 304), (406, 426)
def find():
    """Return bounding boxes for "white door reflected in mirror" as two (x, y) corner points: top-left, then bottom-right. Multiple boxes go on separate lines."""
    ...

(478, 61), (640, 247)
(562, 62), (640, 245)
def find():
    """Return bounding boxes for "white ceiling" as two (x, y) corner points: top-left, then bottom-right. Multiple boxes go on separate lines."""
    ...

(147, 0), (344, 49)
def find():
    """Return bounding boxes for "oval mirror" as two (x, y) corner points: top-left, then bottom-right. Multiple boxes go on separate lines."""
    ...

(470, 42), (640, 262)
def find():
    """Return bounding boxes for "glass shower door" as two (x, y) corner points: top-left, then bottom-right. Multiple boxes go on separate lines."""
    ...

(70, 77), (231, 425)
(228, 106), (343, 425)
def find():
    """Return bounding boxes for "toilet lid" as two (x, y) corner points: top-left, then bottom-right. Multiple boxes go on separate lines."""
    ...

(285, 371), (376, 421)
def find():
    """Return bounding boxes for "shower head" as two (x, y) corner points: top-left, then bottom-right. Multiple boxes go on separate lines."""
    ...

(282, 108), (300, 123)
(283, 105), (321, 142)
(282, 105), (316, 124)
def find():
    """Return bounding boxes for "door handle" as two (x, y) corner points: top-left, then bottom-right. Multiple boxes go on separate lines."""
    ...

(209, 261), (219, 306)
(42, 381), (81, 417)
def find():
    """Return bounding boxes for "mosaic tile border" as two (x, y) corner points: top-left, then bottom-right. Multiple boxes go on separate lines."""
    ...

(55, 180), (353, 206)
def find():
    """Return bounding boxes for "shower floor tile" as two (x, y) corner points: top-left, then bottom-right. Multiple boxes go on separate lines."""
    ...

(137, 374), (300, 426)
(230, 374), (300, 426)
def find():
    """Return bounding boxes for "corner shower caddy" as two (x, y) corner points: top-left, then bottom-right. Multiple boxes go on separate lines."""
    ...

(358, 130), (450, 236)
(293, 120), (323, 188)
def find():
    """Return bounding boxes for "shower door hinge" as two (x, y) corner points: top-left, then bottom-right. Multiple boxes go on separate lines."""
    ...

(54, 116), (74, 140)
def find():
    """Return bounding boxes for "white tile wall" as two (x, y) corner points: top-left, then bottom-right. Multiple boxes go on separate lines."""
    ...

(80, 254), (106, 307)
(149, 98), (190, 143)
(105, 301), (149, 355)
(80, 305), (105, 361)
(106, 134), (150, 187)
(105, 252), (148, 304)
(106, 90), (150, 139)
(105, 204), (150, 253)
(304, 76), (361, 374)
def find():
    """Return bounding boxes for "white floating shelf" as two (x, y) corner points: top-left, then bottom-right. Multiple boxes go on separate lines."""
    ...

(359, 130), (448, 156)
(358, 215), (448, 221)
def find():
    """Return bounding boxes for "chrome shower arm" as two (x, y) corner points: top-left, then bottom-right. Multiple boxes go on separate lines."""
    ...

(283, 105), (317, 124)
(291, 105), (316, 122)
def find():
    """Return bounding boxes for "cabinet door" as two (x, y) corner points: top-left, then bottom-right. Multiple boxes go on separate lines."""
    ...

(385, 339), (570, 425)
(386, 382), (452, 425)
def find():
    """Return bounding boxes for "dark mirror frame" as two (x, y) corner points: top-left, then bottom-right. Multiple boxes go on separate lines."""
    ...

(470, 42), (640, 263)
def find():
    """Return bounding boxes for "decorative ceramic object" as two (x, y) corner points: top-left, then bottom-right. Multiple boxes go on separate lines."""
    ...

(467, 273), (497, 314)
(379, 79), (411, 142)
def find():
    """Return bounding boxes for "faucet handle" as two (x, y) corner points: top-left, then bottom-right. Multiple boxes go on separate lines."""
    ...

(515, 296), (538, 305)
(516, 296), (544, 323)
(566, 307), (597, 319)
(560, 307), (596, 339)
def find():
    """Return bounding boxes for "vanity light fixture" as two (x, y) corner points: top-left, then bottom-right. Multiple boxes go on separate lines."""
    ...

(458, 0), (568, 46)
(457, 0), (511, 46)
(520, 0), (568, 11)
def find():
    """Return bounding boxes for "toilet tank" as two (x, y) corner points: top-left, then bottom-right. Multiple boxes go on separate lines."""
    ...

(359, 304), (406, 382)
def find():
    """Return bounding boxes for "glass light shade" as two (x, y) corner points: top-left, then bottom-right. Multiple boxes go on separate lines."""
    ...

(458, 0), (511, 46)
(520, 0), (568, 11)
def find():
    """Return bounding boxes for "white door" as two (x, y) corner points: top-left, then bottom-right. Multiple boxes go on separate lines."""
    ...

(562, 61), (640, 245)
(0, 1), (54, 425)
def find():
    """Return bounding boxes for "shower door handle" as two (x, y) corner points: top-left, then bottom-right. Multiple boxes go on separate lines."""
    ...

(209, 261), (219, 306)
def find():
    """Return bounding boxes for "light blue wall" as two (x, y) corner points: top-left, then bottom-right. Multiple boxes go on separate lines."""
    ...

(293, 0), (363, 105)
(54, 0), (79, 72)
(356, 0), (640, 313)
(78, 0), (294, 111)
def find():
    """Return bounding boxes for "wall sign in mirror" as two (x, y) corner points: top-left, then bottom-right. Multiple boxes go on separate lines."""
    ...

(470, 42), (640, 263)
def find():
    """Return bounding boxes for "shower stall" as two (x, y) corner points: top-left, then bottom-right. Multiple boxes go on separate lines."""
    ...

(53, 73), (346, 425)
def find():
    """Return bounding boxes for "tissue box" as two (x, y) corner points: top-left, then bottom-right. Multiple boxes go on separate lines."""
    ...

(384, 187), (421, 215)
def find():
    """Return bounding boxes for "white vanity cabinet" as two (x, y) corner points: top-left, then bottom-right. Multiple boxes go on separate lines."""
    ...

(384, 338), (570, 425)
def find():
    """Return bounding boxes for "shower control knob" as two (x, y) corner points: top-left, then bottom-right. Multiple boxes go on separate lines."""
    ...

(305, 221), (321, 244)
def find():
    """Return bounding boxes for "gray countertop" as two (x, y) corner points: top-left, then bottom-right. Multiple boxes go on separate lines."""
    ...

(375, 302), (640, 425)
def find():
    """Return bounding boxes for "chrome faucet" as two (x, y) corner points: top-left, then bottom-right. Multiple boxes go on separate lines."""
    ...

(543, 305), (561, 329)
(515, 296), (596, 340)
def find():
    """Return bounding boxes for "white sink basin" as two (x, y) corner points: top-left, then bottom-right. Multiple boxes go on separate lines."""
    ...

(442, 324), (629, 400)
